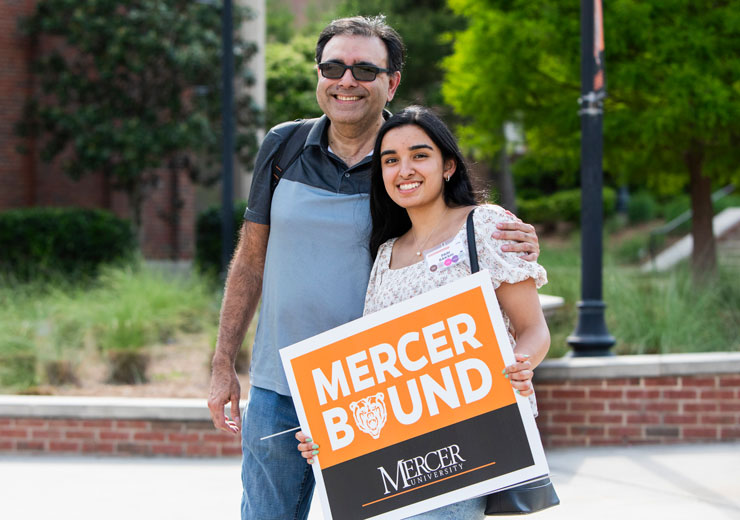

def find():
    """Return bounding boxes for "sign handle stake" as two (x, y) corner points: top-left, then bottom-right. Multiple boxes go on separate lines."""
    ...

(259, 425), (301, 441)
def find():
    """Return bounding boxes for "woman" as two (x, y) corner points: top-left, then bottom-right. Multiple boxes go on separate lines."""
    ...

(297, 106), (550, 518)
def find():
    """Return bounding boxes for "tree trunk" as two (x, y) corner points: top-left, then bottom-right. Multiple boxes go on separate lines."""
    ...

(686, 140), (717, 279)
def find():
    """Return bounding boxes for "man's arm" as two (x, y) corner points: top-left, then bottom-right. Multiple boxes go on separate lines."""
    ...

(493, 213), (540, 262)
(207, 220), (269, 434)
(494, 220), (539, 261)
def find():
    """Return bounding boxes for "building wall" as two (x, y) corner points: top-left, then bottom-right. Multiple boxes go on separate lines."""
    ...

(0, 0), (198, 260)
(0, 0), (37, 209)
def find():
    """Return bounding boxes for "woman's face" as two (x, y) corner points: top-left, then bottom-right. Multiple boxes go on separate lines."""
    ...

(379, 124), (456, 211)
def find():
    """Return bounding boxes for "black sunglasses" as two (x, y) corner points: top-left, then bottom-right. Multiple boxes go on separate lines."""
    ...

(318, 62), (390, 82)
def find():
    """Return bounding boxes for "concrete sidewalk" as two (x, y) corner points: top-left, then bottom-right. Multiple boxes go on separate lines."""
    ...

(1, 443), (738, 519)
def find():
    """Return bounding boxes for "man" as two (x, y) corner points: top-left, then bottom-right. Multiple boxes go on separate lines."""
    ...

(207, 16), (540, 520)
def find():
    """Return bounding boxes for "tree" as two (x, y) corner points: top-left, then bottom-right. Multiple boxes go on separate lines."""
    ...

(17, 0), (260, 233)
(443, 0), (740, 278)
(265, 34), (323, 129)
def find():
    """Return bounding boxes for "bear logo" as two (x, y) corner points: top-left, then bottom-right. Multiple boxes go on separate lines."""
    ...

(350, 392), (387, 440)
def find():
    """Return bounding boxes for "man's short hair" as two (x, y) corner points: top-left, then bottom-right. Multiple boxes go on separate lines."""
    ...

(315, 16), (406, 73)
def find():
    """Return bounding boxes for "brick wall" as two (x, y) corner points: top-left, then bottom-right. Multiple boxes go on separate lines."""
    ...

(0, 0), (196, 260)
(0, 0), (36, 209)
(1, 353), (738, 457)
(0, 417), (240, 457)
(535, 374), (740, 448)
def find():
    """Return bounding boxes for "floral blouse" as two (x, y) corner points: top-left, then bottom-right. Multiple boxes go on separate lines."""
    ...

(364, 204), (548, 324)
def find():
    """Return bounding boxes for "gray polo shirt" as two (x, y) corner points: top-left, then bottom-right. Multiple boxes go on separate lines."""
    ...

(245, 115), (374, 396)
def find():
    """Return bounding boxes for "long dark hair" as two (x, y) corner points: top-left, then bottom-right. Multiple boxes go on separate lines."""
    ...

(369, 106), (478, 259)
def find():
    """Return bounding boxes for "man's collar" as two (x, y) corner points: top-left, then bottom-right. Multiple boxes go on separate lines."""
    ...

(306, 114), (330, 148)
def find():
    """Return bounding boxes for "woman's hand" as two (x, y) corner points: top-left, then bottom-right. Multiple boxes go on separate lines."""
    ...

(504, 353), (535, 396)
(295, 430), (319, 465)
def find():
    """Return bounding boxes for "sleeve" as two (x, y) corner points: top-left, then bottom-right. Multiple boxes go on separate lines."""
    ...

(474, 205), (548, 290)
(244, 121), (303, 225)
(362, 242), (390, 316)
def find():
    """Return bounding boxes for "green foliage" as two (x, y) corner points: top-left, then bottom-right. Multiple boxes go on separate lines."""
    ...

(612, 234), (649, 265)
(660, 195), (691, 221)
(443, 1), (740, 187)
(17, 0), (261, 228)
(0, 264), (218, 392)
(655, 191), (739, 224)
(0, 336), (38, 390)
(539, 241), (740, 358)
(627, 191), (658, 224)
(265, 35), (324, 128)
(516, 187), (616, 224)
(607, 268), (740, 355)
(715, 194), (740, 214)
(195, 201), (249, 276)
(267, 0), (299, 44)
(443, 1), (739, 276)
(510, 153), (580, 199)
(0, 207), (135, 281)
(89, 265), (215, 352)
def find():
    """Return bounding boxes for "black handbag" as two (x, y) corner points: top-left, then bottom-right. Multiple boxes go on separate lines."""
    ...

(465, 208), (560, 515)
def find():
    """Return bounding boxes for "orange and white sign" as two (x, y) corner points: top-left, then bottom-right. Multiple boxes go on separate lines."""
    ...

(281, 271), (548, 520)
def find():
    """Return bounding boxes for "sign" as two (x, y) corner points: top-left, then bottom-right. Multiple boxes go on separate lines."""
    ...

(280, 271), (549, 519)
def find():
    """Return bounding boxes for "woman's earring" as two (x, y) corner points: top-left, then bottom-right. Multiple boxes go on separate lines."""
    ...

(445, 175), (450, 182)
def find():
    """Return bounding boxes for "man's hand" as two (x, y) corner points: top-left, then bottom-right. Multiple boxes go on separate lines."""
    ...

(208, 361), (242, 435)
(206, 221), (268, 434)
(493, 212), (540, 262)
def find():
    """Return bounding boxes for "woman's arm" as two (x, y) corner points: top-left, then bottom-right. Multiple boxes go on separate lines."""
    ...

(496, 278), (551, 396)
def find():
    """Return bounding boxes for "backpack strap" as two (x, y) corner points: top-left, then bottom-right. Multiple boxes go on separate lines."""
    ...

(270, 118), (318, 195)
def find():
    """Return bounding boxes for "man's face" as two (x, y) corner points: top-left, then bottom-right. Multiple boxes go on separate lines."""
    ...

(316, 35), (401, 129)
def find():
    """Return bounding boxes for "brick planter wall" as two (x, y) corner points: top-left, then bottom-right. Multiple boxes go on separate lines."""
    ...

(0, 397), (240, 457)
(534, 353), (740, 448)
(0, 417), (240, 457)
(1, 353), (739, 457)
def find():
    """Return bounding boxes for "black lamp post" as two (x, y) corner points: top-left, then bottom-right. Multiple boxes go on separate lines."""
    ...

(220, 0), (235, 275)
(567, 0), (616, 356)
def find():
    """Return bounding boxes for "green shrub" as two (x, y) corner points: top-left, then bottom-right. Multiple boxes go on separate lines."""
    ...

(612, 235), (649, 264)
(517, 187), (616, 224)
(627, 191), (658, 224)
(0, 335), (38, 390)
(0, 207), (135, 281)
(195, 201), (248, 276)
(715, 194), (740, 213)
(607, 267), (740, 355)
(660, 195), (690, 221)
(540, 241), (740, 357)
(89, 265), (215, 351)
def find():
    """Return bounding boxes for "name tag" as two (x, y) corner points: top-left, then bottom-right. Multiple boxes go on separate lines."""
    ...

(423, 234), (468, 273)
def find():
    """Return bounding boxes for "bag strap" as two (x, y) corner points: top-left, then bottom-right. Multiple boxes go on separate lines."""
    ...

(466, 208), (479, 274)
(270, 118), (318, 195)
